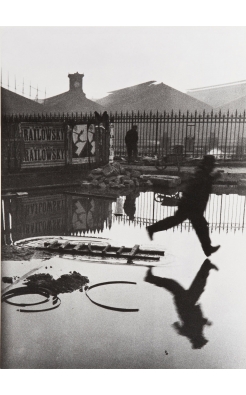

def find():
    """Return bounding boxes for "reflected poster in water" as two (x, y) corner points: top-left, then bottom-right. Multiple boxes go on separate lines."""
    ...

(2, 190), (246, 246)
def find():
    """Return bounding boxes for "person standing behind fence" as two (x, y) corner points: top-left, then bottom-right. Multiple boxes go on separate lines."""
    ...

(146, 155), (221, 257)
(125, 125), (138, 163)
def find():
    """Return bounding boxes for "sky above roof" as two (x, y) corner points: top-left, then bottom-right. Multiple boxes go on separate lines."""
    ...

(1, 26), (246, 101)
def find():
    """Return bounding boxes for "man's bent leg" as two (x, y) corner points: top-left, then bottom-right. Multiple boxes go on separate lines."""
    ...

(148, 210), (187, 234)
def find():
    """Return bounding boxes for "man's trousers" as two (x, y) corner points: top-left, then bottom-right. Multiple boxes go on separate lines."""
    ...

(148, 208), (211, 255)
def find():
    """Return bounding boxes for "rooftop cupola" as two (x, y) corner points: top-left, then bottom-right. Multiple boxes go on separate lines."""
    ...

(68, 72), (84, 92)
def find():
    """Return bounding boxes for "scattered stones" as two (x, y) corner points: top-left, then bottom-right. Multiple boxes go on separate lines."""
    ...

(98, 182), (107, 189)
(122, 175), (131, 182)
(111, 161), (121, 172)
(84, 162), (156, 191)
(116, 175), (124, 183)
(131, 170), (142, 178)
(102, 163), (120, 177)
(81, 182), (92, 189)
(91, 179), (99, 187)
(91, 168), (103, 175)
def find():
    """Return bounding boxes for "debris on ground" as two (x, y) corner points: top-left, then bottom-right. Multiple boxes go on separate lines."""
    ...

(82, 162), (154, 190)
(24, 271), (89, 295)
(1, 245), (52, 262)
(2, 276), (19, 284)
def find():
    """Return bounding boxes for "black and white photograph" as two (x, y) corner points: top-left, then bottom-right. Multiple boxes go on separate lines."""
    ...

(1, 6), (246, 376)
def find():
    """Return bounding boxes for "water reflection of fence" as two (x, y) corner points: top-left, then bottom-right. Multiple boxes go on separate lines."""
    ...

(1, 191), (246, 246)
(112, 192), (246, 232)
(1, 194), (113, 245)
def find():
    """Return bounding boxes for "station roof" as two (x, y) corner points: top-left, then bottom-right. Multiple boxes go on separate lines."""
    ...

(43, 89), (104, 114)
(1, 87), (44, 115)
(187, 80), (246, 108)
(215, 95), (246, 114)
(96, 81), (213, 113)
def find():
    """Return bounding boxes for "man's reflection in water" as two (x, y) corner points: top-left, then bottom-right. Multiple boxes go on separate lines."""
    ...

(144, 259), (218, 349)
(123, 192), (140, 221)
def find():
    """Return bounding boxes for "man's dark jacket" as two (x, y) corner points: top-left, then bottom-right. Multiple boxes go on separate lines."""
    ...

(179, 167), (216, 215)
(125, 129), (138, 146)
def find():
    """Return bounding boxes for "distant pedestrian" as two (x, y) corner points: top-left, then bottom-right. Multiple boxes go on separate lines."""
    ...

(123, 191), (140, 221)
(146, 155), (221, 257)
(125, 125), (138, 163)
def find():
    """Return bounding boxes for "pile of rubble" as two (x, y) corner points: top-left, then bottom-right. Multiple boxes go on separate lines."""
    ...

(82, 162), (153, 190)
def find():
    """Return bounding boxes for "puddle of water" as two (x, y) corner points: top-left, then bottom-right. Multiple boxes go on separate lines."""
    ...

(1, 190), (246, 368)
(2, 190), (246, 247)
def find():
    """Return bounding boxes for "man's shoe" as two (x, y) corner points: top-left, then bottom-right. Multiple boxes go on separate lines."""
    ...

(205, 245), (220, 257)
(204, 259), (219, 271)
(146, 226), (153, 241)
(144, 267), (153, 282)
(210, 245), (220, 255)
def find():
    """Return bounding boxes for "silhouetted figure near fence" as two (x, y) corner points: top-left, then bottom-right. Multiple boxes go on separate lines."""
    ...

(144, 259), (218, 349)
(125, 125), (138, 163)
(146, 155), (220, 257)
(123, 192), (140, 220)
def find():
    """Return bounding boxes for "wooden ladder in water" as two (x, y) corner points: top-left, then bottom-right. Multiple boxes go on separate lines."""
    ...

(36, 240), (164, 262)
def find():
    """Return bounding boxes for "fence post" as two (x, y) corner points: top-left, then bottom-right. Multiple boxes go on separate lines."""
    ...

(185, 111), (189, 157)
(224, 110), (230, 161)
(155, 111), (159, 155)
(109, 122), (114, 164)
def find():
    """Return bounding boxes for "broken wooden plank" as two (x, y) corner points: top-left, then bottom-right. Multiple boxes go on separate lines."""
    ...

(116, 246), (125, 256)
(102, 244), (111, 255)
(87, 243), (95, 254)
(48, 240), (60, 249)
(59, 241), (71, 249)
(129, 244), (140, 256)
(73, 243), (86, 251)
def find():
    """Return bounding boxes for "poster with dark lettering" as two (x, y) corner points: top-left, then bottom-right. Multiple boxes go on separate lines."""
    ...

(22, 124), (65, 167)
(72, 124), (96, 164)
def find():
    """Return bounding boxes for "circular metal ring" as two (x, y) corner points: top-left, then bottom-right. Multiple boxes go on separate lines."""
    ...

(85, 281), (139, 312)
(2, 286), (51, 307)
(2, 286), (61, 313)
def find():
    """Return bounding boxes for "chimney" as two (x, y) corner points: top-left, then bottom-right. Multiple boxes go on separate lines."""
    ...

(68, 72), (84, 92)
